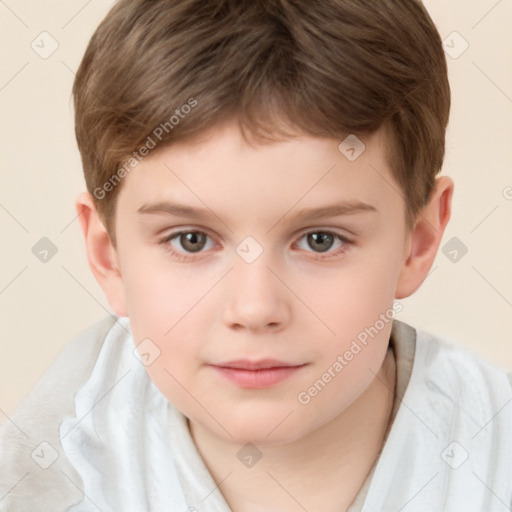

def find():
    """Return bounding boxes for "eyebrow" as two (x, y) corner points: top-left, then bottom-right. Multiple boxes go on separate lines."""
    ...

(137, 199), (377, 222)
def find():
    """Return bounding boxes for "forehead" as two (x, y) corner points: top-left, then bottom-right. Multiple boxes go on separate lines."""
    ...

(116, 123), (403, 226)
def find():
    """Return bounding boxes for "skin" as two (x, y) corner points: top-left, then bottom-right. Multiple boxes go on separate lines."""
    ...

(77, 121), (453, 511)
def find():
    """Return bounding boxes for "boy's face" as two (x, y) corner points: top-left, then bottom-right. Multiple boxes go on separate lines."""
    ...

(111, 122), (410, 444)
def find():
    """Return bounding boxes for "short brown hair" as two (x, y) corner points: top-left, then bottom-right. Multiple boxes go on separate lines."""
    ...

(73, 0), (450, 241)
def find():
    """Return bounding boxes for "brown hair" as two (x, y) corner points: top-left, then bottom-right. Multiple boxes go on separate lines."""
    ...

(73, 0), (450, 241)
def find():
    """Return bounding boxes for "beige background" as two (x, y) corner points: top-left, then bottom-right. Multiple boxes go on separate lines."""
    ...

(1, 0), (511, 429)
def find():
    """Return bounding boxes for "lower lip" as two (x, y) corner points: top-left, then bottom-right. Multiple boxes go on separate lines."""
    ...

(211, 365), (306, 388)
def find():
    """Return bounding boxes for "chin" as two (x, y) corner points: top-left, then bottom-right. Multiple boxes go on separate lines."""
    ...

(210, 408), (313, 447)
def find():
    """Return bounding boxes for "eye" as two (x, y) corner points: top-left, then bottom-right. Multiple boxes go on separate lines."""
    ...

(295, 230), (352, 257)
(164, 230), (215, 257)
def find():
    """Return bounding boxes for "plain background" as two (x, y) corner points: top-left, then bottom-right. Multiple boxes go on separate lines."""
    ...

(0, 0), (511, 430)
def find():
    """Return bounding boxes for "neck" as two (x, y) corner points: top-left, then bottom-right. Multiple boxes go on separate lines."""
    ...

(190, 347), (396, 512)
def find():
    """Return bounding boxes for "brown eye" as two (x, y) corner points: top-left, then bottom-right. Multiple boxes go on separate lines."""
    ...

(164, 230), (215, 258)
(295, 230), (352, 257)
(178, 232), (208, 253)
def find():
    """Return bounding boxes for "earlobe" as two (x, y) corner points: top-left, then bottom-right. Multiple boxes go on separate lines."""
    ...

(395, 176), (454, 299)
(76, 192), (128, 317)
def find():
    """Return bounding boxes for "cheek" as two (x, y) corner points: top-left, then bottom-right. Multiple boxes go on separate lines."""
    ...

(298, 246), (400, 399)
(294, 262), (399, 422)
(297, 249), (401, 345)
(121, 255), (215, 381)
(121, 248), (208, 334)
(125, 268), (211, 413)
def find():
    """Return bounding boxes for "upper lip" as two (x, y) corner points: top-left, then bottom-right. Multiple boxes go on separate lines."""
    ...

(211, 359), (305, 370)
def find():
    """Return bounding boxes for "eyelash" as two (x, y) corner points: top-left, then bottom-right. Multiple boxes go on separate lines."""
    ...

(159, 228), (354, 262)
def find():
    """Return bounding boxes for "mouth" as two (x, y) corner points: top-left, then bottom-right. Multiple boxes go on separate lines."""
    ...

(209, 359), (308, 388)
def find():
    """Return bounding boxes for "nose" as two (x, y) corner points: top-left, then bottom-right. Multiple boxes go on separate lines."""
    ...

(222, 253), (291, 333)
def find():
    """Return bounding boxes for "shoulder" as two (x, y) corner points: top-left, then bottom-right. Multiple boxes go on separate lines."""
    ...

(0, 315), (122, 511)
(412, 324), (512, 386)
(365, 323), (512, 509)
(400, 321), (512, 430)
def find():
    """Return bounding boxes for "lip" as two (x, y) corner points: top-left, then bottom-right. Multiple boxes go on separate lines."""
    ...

(214, 359), (301, 370)
(210, 359), (308, 388)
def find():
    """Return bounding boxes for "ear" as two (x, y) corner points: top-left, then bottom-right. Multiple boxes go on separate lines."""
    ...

(395, 176), (454, 299)
(76, 192), (128, 317)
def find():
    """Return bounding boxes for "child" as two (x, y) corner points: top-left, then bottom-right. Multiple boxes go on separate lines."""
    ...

(1, 0), (511, 510)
